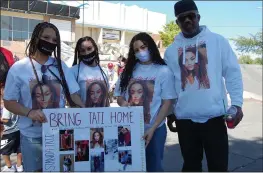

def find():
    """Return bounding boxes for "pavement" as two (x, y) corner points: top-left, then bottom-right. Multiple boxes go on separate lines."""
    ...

(240, 64), (262, 96)
(164, 99), (263, 172)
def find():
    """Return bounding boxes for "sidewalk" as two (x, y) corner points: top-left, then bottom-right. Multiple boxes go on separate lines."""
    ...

(164, 99), (263, 172)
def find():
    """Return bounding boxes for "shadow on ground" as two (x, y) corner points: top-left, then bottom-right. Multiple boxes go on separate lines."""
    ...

(163, 133), (263, 172)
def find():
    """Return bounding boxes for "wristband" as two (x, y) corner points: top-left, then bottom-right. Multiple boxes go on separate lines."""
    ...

(26, 109), (33, 117)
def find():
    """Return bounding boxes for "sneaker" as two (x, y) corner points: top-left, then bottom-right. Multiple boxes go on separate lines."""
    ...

(1, 165), (16, 172)
(16, 165), (23, 172)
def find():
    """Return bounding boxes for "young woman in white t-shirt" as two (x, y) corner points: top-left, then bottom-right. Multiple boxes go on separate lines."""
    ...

(114, 32), (177, 172)
(3, 22), (84, 172)
(71, 36), (109, 108)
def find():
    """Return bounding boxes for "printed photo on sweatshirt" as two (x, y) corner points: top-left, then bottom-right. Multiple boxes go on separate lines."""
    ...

(178, 42), (210, 91)
(85, 80), (107, 107)
(127, 79), (155, 124)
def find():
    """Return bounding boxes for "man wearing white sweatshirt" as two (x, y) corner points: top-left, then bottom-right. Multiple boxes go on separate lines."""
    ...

(164, 0), (244, 172)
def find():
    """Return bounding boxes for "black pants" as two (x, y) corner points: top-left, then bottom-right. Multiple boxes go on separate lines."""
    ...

(176, 116), (228, 172)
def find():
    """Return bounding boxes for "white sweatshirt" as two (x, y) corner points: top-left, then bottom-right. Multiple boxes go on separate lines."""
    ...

(164, 26), (243, 123)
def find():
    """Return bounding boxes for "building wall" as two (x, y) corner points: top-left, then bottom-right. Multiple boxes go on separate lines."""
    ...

(1, 10), (43, 20)
(75, 26), (102, 44)
(1, 10), (76, 59)
(1, 40), (27, 58)
(125, 32), (136, 46)
(0, 11), (44, 58)
(91, 28), (101, 43)
(55, 1), (166, 34)
(75, 26), (92, 41)
(98, 1), (120, 27)
(147, 11), (166, 34)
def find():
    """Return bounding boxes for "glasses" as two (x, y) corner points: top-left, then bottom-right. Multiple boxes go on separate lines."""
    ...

(177, 13), (198, 23)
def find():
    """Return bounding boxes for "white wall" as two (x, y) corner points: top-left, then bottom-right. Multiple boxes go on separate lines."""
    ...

(54, 1), (166, 34)
(147, 11), (166, 34)
(75, 26), (92, 41)
(125, 32), (136, 46)
(98, 1), (120, 27)
(50, 19), (72, 42)
(124, 5), (147, 31)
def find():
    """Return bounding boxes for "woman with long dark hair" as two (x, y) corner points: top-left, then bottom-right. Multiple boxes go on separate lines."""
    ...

(86, 81), (107, 107)
(71, 36), (109, 108)
(31, 82), (59, 109)
(91, 131), (103, 149)
(3, 22), (84, 171)
(178, 45), (210, 91)
(127, 80), (151, 123)
(114, 32), (176, 171)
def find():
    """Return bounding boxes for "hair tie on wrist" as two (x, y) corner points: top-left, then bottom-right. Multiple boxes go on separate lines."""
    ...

(26, 109), (33, 117)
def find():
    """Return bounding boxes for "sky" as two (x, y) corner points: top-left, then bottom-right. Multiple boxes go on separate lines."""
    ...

(111, 1), (262, 57)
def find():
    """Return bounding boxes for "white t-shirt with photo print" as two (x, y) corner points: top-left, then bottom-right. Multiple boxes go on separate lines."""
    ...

(71, 62), (109, 108)
(3, 56), (80, 138)
(114, 63), (177, 130)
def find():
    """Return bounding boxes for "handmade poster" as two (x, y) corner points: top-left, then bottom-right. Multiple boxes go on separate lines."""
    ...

(42, 106), (146, 172)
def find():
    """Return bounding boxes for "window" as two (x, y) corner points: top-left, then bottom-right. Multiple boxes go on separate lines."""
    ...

(13, 17), (28, 41)
(13, 17), (28, 32)
(29, 19), (42, 38)
(1, 30), (12, 41)
(1, 16), (12, 30)
(0, 15), (42, 41)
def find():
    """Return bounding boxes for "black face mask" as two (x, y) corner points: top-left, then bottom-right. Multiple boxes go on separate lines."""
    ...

(79, 51), (96, 65)
(37, 39), (57, 56)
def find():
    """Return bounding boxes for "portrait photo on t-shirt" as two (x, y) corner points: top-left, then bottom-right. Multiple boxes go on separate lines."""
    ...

(127, 79), (155, 124)
(29, 79), (61, 109)
(178, 42), (210, 92)
(85, 80), (107, 108)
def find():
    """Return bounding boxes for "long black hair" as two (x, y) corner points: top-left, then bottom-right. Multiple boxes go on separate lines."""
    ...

(86, 81), (107, 107)
(72, 36), (109, 106)
(25, 22), (77, 107)
(128, 80), (151, 123)
(120, 32), (166, 93)
(31, 81), (59, 109)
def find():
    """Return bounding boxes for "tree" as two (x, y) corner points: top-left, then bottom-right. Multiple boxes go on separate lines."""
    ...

(159, 21), (181, 47)
(253, 57), (263, 65)
(231, 32), (262, 55)
(238, 55), (254, 64)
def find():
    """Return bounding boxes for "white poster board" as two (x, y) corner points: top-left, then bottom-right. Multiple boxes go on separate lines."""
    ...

(42, 107), (146, 172)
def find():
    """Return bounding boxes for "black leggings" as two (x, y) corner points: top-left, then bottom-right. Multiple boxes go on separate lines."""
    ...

(176, 116), (228, 172)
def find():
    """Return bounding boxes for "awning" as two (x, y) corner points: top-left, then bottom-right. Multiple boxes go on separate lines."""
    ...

(0, 0), (80, 19)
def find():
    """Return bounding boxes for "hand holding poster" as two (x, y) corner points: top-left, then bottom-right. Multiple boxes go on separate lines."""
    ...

(42, 106), (146, 172)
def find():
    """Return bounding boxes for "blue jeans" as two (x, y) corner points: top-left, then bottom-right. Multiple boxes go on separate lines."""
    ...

(20, 134), (42, 172)
(146, 124), (167, 172)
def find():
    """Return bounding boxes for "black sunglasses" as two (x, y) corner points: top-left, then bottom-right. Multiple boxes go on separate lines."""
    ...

(177, 13), (198, 23)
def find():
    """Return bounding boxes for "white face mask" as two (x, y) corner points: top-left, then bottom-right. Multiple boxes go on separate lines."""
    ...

(135, 50), (151, 62)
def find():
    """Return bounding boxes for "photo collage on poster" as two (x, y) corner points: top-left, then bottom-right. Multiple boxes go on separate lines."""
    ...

(58, 125), (132, 172)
